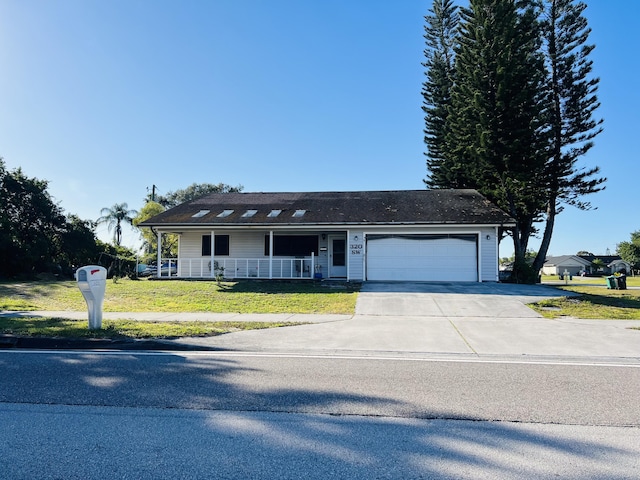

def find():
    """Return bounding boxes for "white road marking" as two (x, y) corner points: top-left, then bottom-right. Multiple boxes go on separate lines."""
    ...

(1, 349), (639, 368)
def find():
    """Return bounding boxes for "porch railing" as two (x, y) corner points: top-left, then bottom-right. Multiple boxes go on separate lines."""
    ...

(163, 255), (316, 279)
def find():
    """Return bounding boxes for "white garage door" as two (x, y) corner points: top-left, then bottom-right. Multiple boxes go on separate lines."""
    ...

(366, 235), (478, 282)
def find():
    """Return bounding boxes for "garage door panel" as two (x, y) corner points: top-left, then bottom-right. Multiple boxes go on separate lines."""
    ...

(366, 236), (478, 282)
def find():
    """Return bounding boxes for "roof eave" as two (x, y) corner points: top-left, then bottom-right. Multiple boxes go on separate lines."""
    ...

(140, 221), (517, 229)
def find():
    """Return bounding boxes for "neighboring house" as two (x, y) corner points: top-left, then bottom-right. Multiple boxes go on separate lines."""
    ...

(140, 189), (515, 282)
(542, 255), (632, 276)
(541, 255), (592, 276)
(577, 255), (632, 275)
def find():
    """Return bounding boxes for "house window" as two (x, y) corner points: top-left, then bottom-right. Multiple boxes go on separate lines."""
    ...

(264, 235), (318, 256)
(267, 210), (282, 218)
(242, 209), (258, 218)
(292, 210), (306, 218)
(202, 235), (230, 256)
(217, 210), (234, 218)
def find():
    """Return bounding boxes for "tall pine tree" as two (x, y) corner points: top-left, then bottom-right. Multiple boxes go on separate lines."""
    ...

(447, 0), (549, 281)
(422, 0), (459, 188)
(532, 0), (605, 275)
(422, 0), (605, 282)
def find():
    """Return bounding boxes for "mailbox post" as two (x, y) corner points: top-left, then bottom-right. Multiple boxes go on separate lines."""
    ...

(76, 266), (107, 330)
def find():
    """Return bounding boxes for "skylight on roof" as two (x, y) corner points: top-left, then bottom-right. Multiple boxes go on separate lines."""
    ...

(217, 210), (234, 218)
(242, 209), (258, 218)
(292, 210), (306, 218)
(267, 209), (282, 218)
(192, 210), (210, 218)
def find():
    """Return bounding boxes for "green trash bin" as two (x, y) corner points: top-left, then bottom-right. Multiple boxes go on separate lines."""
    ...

(606, 276), (617, 289)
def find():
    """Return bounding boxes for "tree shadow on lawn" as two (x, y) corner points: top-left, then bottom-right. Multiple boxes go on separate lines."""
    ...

(558, 286), (640, 309)
(0, 352), (636, 479)
(218, 280), (361, 294)
(0, 315), (297, 351)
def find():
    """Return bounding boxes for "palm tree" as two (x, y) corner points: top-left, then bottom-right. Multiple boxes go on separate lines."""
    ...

(97, 203), (138, 246)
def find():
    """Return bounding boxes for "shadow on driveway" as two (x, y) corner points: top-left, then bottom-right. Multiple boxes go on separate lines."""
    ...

(360, 281), (570, 298)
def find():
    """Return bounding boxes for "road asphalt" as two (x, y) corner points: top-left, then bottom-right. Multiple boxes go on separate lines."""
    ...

(2, 282), (639, 359)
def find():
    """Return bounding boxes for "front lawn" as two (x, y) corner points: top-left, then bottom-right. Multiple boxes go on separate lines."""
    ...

(0, 316), (300, 339)
(0, 279), (359, 314)
(531, 285), (640, 320)
(540, 274), (640, 287)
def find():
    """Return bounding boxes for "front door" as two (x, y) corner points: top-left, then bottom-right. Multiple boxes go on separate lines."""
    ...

(329, 235), (347, 278)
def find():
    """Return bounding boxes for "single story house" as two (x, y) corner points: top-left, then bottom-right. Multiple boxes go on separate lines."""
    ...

(541, 255), (592, 276)
(577, 255), (632, 275)
(542, 255), (632, 276)
(140, 189), (515, 282)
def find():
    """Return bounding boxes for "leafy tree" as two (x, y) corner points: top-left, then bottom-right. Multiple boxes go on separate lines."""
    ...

(132, 201), (177, 262)
(0, 159), (67, 277)
(591, 257), (605, 272)
(617, 231), (640, 272)
(576, 250), (594, 256)
(445, 0), (548, 282)
(149, 182), (243, 209)
(532, 0), (605, 275)
(88, 240), (139, 279)
(0, 158), (123, 278)
(54, 215), (102, 276)
(422, 0), (459, 187)
(97, 203), (138, 246)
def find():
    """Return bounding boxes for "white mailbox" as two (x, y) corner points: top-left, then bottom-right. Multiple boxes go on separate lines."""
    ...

(76, 265), (107, 330)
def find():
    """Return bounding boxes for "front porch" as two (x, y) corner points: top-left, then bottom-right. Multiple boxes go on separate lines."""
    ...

(160, 255), (319, 280)
(155, 229), (354, 280)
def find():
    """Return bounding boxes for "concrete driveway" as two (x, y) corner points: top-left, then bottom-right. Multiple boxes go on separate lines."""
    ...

(173, 282), (640, 360)
(356, 282), (569, 318)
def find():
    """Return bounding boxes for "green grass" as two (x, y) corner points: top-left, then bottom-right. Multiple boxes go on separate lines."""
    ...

(531, 285), (640, 320)
(0, 316), (300, 339)
(540, 274), (640, 286)
(0, 279), (359, 314)
(0, 279), (357, 339)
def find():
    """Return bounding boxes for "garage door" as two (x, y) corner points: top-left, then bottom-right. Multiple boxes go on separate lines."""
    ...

(366, 234), (478, 282)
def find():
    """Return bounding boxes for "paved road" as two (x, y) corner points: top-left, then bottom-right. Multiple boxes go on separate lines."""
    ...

(2, 403), (639, 480)
(1, 350), (640, 479)
(2, 350), (639, 424)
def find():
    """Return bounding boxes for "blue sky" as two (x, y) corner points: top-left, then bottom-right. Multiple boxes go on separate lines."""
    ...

(0, 0), (637, 257)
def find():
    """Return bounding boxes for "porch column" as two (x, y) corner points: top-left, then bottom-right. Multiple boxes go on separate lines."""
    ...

(346, 229), (350, 281)
(494, 226), (499, 282)
(177, 234), (181, 278)
(210, 231), (215, 278)
(156, 230), (162, 278)
(269, 230), (274, 279)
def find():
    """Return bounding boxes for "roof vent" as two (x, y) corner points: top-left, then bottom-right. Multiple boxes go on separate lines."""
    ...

(292, 210), (306, 218)
(242, 209), (258, 218)
(217, 210), (234, 218)
(192, 210), (210, 218)
(267, 209), (282, 218)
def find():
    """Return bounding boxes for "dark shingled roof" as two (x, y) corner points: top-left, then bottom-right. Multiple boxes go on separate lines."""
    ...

(140, 189), (515, 227)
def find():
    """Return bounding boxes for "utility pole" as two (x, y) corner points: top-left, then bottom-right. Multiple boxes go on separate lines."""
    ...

(147, 184), (157, 202)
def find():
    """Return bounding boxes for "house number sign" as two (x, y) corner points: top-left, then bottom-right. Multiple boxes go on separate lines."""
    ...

(350, 243), (363, 255)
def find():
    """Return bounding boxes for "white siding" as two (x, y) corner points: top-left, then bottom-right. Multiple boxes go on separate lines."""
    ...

(175, 226), (501, 282)
(479, 227), (498, 282)
(348, 231), (364, 281)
